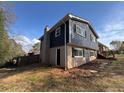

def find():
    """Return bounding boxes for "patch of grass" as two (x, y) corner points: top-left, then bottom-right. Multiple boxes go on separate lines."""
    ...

(33, 67), (52, 72)
(112, 61), (119, 65)
(116, 54), (124, 57)
(44, 75), (59, 88)
(41, 75), (83, 91)
(26, 76), (41, 84)
(95, 83), (108, 90)
(58, 77), (82, 91)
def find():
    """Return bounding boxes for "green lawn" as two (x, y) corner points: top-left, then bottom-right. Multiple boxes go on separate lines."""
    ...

(0, 54), (124, 92)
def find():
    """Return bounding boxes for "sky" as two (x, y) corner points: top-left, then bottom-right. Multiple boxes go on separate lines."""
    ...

(8, 1), (124, 52)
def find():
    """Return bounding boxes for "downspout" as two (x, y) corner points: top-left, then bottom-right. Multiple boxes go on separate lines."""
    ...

(62, 20), (67, 70)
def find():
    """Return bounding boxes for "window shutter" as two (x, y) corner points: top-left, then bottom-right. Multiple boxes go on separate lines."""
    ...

(73, 24), (76, 33)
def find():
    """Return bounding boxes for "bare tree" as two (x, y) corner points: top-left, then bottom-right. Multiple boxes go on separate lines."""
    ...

(0, 2), (16, 65)
(110, 41), (122, 51)
(0, 2), (16, 30)
(29, 42), (40, 54)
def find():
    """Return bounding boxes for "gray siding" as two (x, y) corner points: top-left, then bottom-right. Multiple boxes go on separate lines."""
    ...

(69, 19), (98, 50)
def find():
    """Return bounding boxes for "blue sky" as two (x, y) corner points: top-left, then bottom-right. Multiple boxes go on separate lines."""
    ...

(9, 1), (124, 52)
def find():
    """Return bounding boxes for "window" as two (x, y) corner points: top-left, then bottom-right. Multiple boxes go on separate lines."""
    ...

(90, 34), (96, 42)
(90, 34), (93, 41)
(73, 49), (78, 56)
(90, 51), (94, 56)
(93, 35), (96, 42)
(73, 24), (86, 37)
(83, 49), (85, 57)
(72, 48), (85, 57)
(55, 27), (61, 37)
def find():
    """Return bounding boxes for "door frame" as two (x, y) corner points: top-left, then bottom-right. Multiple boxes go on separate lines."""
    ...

(56, 48), (60, 66)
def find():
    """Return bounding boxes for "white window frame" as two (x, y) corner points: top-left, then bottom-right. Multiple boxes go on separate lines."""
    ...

(55, 27), (61, 37)
(90, 51), (94, 57)
(75, 24), (86, 37)
(92, 35), (96, 42)
(72, 48), (84, 58)
(90, 34), (96, 42)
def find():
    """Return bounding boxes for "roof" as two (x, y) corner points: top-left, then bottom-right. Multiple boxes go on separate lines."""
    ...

(39, 35), (44, 41)
(39, 13), (99, 40)
(98, 42), (109, 49)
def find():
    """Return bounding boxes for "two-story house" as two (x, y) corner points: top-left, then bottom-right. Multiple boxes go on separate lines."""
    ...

(39, 13), (99, 69)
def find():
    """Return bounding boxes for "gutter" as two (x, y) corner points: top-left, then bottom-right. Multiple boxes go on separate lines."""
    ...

(62, 20), (67, 70)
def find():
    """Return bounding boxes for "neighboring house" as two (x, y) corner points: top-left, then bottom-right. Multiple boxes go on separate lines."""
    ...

(98, 42), (109, 53)
(39, 13), (99, 69)
(98, 42), (109, 58)
(120, 41), (124, 54)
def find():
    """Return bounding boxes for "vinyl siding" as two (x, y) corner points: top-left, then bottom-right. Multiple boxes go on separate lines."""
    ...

(50, 20), (69, 48)
(69, 19), (98, 50)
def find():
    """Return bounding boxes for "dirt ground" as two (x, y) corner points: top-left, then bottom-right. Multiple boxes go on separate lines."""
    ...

(0, 54), (124, 92)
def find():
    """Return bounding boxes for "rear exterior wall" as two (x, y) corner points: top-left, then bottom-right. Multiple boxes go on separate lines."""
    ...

(67, 45), (97, 69)
(49, 46), (65, 67)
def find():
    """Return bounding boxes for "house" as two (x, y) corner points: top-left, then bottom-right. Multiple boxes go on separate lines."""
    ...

(39, 13), (99, 69)
(98, 42), (109, 53)
(98, 42), (109, 58)
(120, 41), (124, 54)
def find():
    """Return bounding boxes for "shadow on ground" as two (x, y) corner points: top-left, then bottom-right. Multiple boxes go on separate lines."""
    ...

(0, 63), (52, 80)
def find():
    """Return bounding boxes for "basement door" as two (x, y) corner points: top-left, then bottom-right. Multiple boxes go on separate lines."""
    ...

(56, 49), (60, 66)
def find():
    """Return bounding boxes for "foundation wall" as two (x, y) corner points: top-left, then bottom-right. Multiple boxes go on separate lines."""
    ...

(67, 45), (97, 69)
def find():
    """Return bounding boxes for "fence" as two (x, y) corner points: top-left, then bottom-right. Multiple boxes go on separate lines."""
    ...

(14, 54), (40, 67)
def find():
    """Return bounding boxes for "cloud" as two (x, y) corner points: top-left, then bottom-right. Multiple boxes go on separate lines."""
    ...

(98, 21), (124, 48)
(32, 38), (40, 44)
(98, 4), (124, 49)
(13, 35), (40, 53)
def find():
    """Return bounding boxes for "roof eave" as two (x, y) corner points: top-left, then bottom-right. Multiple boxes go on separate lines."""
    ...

(48, 14), (70, 33)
